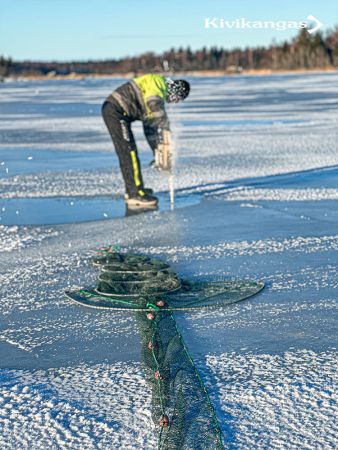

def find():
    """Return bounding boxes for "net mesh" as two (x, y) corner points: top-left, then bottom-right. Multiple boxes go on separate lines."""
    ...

(66, 249), (264, 449)
(138, 309), (223, 449)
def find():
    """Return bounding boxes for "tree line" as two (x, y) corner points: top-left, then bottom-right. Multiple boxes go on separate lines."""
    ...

(1, 27), (338, 78)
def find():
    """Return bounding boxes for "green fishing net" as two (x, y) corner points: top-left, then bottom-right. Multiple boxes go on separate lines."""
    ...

(66, 249), (264, 449)
(138, 309), (223, 449)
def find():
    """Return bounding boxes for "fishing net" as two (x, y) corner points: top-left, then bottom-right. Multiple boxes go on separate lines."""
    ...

(65, 249), (264, 449)
(74, 251), (263, 310)
(137, 309), (223, 449)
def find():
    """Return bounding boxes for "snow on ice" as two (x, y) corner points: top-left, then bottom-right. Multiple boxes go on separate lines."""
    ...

(0, 73), (337, 448)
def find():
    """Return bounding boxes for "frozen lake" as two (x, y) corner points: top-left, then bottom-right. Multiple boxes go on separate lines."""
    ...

(0, 73), (337, 449)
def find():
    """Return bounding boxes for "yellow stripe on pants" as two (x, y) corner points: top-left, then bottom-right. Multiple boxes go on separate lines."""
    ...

(130, 150), (141, 187)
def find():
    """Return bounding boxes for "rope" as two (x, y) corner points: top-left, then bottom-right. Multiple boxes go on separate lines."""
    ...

(79, 289), (140, 308)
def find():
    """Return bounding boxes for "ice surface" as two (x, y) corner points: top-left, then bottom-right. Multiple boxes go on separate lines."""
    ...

(0, 73), (337, 448)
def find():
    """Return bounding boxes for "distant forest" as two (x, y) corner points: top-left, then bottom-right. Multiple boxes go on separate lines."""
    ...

(1, 27), (338, 78)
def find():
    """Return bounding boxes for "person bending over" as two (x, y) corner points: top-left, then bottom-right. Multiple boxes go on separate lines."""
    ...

(102, 74), (190, 207)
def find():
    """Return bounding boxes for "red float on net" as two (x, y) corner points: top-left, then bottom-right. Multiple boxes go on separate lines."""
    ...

(159, 415), (169, 427)
(154, 371), (165, 381)
(156, 299), (165, 307)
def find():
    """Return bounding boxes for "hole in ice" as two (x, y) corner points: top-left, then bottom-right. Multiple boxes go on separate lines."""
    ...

(0, 192), (201, 225)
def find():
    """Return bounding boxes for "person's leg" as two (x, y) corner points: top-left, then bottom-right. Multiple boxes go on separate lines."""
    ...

(101, 101), (145, 197)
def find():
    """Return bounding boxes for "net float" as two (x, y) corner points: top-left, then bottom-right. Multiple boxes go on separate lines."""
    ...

(159, 415), (169, 427)
(154, 371), (165, 381)
(156, 299), (165, 307)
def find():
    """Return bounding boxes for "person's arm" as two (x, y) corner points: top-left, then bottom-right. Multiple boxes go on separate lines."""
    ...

(143, 96), (170, 152)
(143, 96), (172, 170)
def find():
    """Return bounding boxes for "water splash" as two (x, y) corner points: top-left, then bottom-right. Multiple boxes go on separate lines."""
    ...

(169, 173), (175, 209)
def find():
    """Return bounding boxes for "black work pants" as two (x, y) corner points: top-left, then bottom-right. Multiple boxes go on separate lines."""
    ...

(102, 100), (144, 196)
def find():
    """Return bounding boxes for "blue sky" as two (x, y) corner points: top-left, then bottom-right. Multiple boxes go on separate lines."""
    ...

(0, 0), (337, 61)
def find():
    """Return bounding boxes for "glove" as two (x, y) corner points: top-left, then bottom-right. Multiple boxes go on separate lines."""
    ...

(155, 130), (172, 171)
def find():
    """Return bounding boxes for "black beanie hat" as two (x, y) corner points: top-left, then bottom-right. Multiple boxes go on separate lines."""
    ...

(167, 79), (190, 102)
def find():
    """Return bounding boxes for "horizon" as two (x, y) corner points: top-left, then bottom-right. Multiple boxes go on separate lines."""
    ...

(4, 26), (337, 64)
